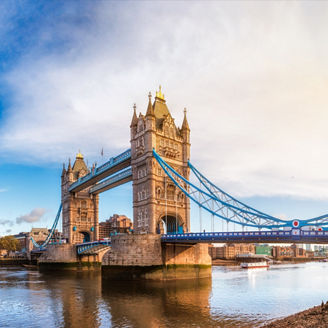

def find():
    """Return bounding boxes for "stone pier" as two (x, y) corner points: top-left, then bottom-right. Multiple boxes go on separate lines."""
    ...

(38, 244), (102, 271)
(102, 234), (211, 280)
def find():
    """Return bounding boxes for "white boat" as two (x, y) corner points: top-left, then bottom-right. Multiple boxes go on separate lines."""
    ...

(240, 261), (269, 269)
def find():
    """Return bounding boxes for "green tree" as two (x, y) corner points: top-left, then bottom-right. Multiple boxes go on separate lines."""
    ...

(0, 236), (21, 252)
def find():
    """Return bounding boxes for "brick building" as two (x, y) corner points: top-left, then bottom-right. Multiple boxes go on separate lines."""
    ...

(99, 214), (133, 238)
(209, 243), (255, 260)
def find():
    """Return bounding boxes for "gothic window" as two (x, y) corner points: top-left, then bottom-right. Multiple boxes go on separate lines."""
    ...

(160, 139), (164, 146)
(157, 168), (162, 176)
(81, 200), (87, 209)
(167, 185), (175, 200)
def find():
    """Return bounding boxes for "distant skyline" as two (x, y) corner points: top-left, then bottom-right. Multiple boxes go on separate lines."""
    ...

(1, 1), (328, 235)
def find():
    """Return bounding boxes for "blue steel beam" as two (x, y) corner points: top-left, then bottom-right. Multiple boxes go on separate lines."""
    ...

(161, 230), (328, 244)
(153, 150), (328, 229)
(89, 168), (132, 194)
(153, 149), (290, 229)
(30, 203), (62, 249)
(69, 149), (131, 193)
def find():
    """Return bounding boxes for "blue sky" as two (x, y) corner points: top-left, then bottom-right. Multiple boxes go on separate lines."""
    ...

(1, 1), (328, 235)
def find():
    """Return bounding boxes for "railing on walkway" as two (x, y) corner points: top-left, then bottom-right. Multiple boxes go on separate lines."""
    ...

(76, 240), (111, 255)
(161, 229), (328, 244)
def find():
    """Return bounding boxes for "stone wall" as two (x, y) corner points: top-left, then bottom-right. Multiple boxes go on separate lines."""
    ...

(102, 234), (162, 266)
(162, 243), (211, 266)
(38, 244), (77, 263)
(102, 234), (212, 280)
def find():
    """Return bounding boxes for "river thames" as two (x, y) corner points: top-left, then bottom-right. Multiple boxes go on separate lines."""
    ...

(1, 262), (328, 327)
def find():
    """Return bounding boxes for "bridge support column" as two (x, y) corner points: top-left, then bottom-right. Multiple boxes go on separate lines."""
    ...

(102, 234), (211, 280)
(38, 244), (102, 271)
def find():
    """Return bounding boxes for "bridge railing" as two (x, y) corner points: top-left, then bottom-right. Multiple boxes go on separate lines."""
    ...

(161, 229), (328, 242)
(76, 240), (111, 255)
(69, 149), (131, 191)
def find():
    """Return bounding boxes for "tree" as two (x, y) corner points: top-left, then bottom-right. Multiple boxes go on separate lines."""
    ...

(0, 236), (21, 252)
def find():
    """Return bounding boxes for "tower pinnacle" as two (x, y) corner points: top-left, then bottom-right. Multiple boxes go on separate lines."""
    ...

(182, 108), (190, 130)
(145, 91), (155, 117)
(130, 103), (138, 127)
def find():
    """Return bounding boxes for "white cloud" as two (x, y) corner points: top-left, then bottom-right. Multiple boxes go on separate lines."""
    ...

(0, 188), (7, 193)
(1, 2), (328, 200)
(16, 208), (46, 224)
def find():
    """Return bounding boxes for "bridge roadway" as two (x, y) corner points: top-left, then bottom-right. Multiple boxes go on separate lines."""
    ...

(161, 229), (328, 244)
(69, 149), (131, 193)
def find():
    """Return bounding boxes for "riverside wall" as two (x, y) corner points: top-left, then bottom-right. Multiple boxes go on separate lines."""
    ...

(38, 244), (101, 271)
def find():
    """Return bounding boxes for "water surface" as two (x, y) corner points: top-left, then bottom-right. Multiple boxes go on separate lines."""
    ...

(1, 262), (327, 327)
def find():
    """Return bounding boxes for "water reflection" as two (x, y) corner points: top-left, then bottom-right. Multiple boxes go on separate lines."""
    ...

(2, 263), (328, 327)
(101, 279), (215, 328)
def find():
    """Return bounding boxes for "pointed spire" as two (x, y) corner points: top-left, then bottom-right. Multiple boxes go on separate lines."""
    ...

(67, 158), (72, 172)
(130, 103), (138, 127)
(61, 163), (66, 177)
(145, 92), (155, 117)
(182, 108), (190, 130)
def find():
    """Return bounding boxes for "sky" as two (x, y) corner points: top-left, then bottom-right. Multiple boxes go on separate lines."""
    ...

(0, 1), (328, 235)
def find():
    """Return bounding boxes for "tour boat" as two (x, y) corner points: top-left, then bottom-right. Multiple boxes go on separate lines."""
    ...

(240, 261), (269, 269)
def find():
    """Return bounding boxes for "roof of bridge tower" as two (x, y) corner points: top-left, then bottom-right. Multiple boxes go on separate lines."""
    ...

(153, 85), (173, 128)
(72, 151), (89, 174)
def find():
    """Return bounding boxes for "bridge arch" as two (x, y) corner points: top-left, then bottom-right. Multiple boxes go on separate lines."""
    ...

(156, 213), (184, 234)
(79, 231), (91, 243)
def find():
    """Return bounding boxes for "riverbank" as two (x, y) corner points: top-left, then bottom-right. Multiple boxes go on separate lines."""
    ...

(0, 258), (29, 266)
(263, 302), (328, 328)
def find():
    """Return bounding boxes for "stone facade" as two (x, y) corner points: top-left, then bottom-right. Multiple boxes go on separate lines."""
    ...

(61, 153), (99, 244)
(130, 87), (191, 234)
(102, 234), (211, 280)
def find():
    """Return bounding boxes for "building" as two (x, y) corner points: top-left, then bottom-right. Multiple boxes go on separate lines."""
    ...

(210, 243), (255, 260)
(272, 244), (307, 259)
(99, 214), (133, 238)
(255, 245), (272, 256)
(13, 228), (62, 252)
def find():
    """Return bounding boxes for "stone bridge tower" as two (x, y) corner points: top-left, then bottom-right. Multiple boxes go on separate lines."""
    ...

(61, 153), (99, 244)
(130, 87), (190, 234)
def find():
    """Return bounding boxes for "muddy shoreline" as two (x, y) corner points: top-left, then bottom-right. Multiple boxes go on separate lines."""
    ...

(262, 302), (328, 327)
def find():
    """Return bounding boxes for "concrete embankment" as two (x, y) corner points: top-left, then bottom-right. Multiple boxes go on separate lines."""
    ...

(0, 258), (29, 266)
(263, 302), (328, 328)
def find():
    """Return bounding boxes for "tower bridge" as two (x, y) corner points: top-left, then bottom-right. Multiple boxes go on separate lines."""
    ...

(34, 86), (328, 279)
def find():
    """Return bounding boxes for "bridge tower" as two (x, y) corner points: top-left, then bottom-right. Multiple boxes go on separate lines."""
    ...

(130, 87), (190, 234)
(61, 152), (99, 244)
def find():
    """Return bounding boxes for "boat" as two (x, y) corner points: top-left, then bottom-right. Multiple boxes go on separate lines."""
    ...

(240, 261), (269, 269)
(22, 264), (38, 269)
